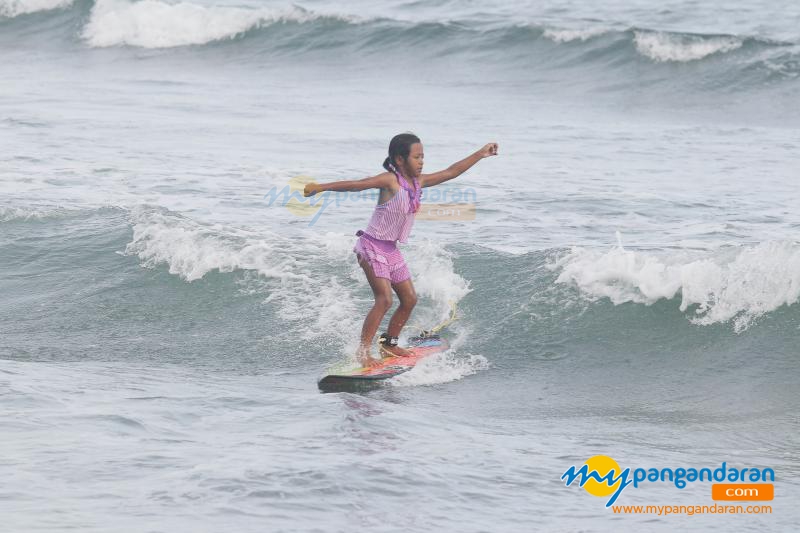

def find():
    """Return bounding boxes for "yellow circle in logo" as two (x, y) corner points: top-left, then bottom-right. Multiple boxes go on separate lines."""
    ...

(285, 175), (320, 217)
(582, 455), (622, 497)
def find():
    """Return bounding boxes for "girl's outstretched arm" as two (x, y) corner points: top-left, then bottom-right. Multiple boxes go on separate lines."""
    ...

(420, 143), (498, 188)
(304, 172), (393, 197)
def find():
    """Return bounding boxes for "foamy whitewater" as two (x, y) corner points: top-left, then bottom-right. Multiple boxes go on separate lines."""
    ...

(1, 0), (799, 531)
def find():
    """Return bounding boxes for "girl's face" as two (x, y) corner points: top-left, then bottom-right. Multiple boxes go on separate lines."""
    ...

(398, 142), (424, 178)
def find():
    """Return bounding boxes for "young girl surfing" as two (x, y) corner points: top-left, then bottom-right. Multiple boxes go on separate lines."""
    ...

(304, 133), (498, 368)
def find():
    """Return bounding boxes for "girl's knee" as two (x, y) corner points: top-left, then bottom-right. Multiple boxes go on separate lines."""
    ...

(403, 294), (418, 308)
(398, 288), (417, 309)
(375, 293), (393, 311)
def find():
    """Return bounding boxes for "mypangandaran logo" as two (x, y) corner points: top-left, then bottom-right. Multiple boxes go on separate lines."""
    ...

(282, 175), (322, 218)
(263, 175), (478, 226)
(562, 455), (775, 507)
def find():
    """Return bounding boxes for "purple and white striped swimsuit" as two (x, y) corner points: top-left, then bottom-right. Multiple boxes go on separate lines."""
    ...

(353, 170), (422, 283)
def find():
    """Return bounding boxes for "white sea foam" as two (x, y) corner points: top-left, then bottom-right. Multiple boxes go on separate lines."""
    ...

(0, 205), (86, 222)
(82, 0), (354, 48)
(124, 206), (363, 344)
(391, 322), (487, 387)
(543, 26), (609, 43)
(403, 237), (472, 315)
(124, 206), (472, 354)
(0, 205), (53, 221)
(0, 0), (72, 17)
(391, 350), (489, 387)
(552, 236), (800, 332)
(634, 31), (742, 62)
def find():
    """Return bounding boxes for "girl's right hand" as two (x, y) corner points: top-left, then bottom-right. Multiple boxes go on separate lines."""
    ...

(303, 183), (321, 197)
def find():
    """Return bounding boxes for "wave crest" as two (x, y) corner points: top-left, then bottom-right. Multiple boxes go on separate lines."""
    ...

(543, 26), (611, 43)
(552, 238), (800, 332)
(123, 206), (470, 351)
(634, 30), (743, 62)
(82, 0), (356, 48)
(31, 0), (789, 79)
(0, 0), (73, 18)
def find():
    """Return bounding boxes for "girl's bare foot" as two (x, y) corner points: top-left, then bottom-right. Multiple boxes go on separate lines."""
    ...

(361, 357), (382, 368)
(380, 344), (413, 358)
(357, 346), (382, 368)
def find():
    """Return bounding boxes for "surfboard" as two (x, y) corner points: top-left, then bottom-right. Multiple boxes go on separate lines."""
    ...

(317, 334), (449, 393)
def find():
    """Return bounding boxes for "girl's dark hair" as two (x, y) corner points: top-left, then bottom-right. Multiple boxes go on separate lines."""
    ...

(383, 133), (421, 172)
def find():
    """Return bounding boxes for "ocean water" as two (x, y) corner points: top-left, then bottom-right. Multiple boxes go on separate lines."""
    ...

(1, 0), (799, 531)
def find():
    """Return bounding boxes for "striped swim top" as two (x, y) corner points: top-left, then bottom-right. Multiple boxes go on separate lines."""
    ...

(362, 169), (422, 243)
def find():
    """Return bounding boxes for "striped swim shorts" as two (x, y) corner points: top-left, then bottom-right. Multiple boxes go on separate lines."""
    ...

(353, 230), (411, 284)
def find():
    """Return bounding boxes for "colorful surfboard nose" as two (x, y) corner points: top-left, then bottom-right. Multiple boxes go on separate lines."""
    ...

(317, 336), (449, 393)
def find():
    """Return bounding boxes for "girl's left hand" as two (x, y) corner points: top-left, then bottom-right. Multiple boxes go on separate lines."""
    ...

(480, 142), (499, 158)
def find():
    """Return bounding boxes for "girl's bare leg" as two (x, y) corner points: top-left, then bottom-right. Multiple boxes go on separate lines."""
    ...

(356, 255), (393, 366)
(380, 278), (417, 357)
